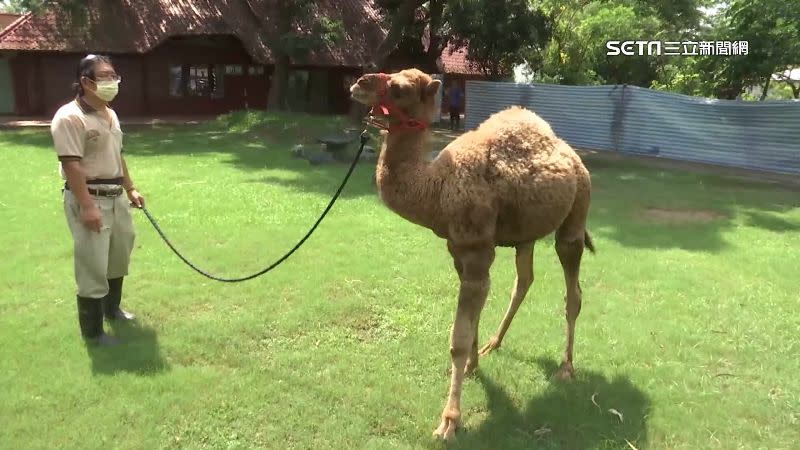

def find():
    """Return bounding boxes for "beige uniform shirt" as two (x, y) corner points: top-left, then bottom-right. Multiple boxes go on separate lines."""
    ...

(51, 98), (124, 181)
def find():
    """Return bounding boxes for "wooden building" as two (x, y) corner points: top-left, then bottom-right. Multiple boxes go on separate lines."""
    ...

(0, 0), (486, 117)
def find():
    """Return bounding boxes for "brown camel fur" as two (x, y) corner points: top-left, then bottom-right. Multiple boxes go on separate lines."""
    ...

(350, 68), (595, 441)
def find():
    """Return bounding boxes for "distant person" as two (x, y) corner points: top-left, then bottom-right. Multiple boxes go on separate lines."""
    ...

(447, 82), (464, 130)
(50, 54), (144, 346)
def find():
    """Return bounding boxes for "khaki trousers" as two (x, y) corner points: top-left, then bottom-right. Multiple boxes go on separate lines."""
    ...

(63, 189), (136, 299)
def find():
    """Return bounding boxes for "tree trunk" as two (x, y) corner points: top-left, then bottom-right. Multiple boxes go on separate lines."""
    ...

(423, 0), (448, 70)
(759, 76), (771, 101)
(790, 82), (800, 99)
(268, 53), (290, 111)
(719, 79), (744, 100)
(370, 0), (423, 70)
(265, 0), (292, 111)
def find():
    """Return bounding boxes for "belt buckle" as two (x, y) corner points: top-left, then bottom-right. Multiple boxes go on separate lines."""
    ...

(92, 187), (121, 197)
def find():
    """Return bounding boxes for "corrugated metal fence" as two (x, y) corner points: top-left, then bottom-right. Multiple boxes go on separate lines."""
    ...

(464, 80), (800, 175)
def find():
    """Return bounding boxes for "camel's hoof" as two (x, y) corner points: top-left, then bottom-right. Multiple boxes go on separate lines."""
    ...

(478, 337), (500, 356)
(555, 362), (575, 380)
(433, 417), (459, 441)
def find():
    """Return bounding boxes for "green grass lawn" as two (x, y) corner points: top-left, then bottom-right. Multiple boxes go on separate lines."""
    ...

(1, 112), (799, 449)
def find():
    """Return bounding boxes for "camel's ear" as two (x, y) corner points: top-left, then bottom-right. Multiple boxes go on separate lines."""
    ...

(424, 79), (442, 99)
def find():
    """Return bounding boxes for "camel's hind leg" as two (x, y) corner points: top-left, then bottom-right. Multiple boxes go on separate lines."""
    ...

(478, 242), (535, 357)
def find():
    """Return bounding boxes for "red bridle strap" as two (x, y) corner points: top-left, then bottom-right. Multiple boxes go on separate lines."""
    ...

(368, 73), (429, 133)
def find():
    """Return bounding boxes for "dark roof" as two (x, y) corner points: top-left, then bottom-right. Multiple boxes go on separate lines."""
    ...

(437, 45), (483, 76)
(0, 0), (385, 67)
(0, 13), (21, 32)
(0, 0), (482, 74)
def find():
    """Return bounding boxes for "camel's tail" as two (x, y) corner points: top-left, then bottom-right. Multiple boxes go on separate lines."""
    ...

(585, 230), (596, 253)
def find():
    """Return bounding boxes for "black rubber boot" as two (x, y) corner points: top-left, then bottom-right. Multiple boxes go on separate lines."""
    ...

(77, 296), (119, 346)
(102, 277), (135, 321)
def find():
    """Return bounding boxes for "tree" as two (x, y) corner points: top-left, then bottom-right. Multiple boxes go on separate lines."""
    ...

(242, 0), (343, 111)
(371, 0), (552, 79)
(774, 71), (800, 99)
(370, 0), (429, 70)
(447, 0), (552, 79)
(723, 0), (800, 99)
(652, 0), (799, 100)
(4, 0), (84, 15)
(531, 0), (707, 87)
(541, 2), (663, 85)
(0, 0), (29, 13)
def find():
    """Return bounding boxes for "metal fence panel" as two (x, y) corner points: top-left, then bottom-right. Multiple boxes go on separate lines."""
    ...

(464, 80), (800, 175)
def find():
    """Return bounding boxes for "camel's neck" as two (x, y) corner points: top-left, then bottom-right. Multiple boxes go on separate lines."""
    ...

(376, 130), (442, 230)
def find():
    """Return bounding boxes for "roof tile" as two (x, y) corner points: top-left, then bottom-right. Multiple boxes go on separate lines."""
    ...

(0, 0), (479, 74)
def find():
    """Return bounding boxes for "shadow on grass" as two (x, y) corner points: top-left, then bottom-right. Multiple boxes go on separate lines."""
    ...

(0, 129), (53, 148)
(451, 357), (650, 450)
(744, 211), (800, 233)
(123, 120), (382, 200)
(5, 118), (798, 253)
(581, 154), (800, 253)
(86, 320), (169, 376)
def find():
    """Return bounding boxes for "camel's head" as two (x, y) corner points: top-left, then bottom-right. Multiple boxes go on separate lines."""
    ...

(350, 68), (441, 131)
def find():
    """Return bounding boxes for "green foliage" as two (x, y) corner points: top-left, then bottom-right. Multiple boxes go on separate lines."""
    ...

(0, 0), (37, 13)
(537, 2), (664, 85)
(5, 0), (85, 14)
(650, 58), (706, 96)
(270, 1), (344, 60)
(447, 0), (553, 79)
(724, 0), (800, 90)
(740, 81), (797, 101)
(529, 0), (798, 100)
(651, 0), (800, 99)
(372, 0), (550, 78)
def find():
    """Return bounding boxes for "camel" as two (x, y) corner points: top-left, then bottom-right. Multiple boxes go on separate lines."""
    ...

(349, 68), (595, 441)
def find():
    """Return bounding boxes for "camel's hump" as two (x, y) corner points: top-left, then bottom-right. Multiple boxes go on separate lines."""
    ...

(477, 106), (555, 137)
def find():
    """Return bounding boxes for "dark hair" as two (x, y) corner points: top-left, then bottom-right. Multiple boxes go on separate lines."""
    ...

(73, 54), (113, 95)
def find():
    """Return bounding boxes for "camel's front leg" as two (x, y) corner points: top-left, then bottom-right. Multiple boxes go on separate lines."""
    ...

(554, 232), (585, 380)
(434, 246), (493, 441)
(448, 242), (480, 377)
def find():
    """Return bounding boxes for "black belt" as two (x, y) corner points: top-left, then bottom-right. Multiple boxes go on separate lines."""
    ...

(64, 178), (124, 197)
(87, 178), (123, 185)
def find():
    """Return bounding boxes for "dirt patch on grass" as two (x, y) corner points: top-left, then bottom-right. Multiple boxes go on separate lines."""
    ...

(336, 307), (404, 343)
(577, 149), (800, 191)
(640, 207), (727, 224)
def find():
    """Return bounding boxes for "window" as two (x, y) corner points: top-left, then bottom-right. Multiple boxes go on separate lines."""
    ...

(169, 65), (183, 97)
(248, 65), (265, 75)
(169, 64), (224, 98)
(225, 65), (243, 75)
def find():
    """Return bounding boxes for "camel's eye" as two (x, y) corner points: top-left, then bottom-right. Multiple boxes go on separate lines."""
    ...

(389, 82), (411, 99)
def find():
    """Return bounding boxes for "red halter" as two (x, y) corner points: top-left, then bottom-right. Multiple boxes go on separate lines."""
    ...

(367, 73), (428, 133)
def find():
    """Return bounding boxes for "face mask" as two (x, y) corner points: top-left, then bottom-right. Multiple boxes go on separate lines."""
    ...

(93, 79), (119, 102)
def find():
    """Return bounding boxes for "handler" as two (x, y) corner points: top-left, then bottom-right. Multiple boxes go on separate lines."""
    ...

(51, 54), (144, 346)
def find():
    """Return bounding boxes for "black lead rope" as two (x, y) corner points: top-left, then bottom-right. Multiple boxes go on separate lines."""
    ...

(135, 129), (370, 283)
